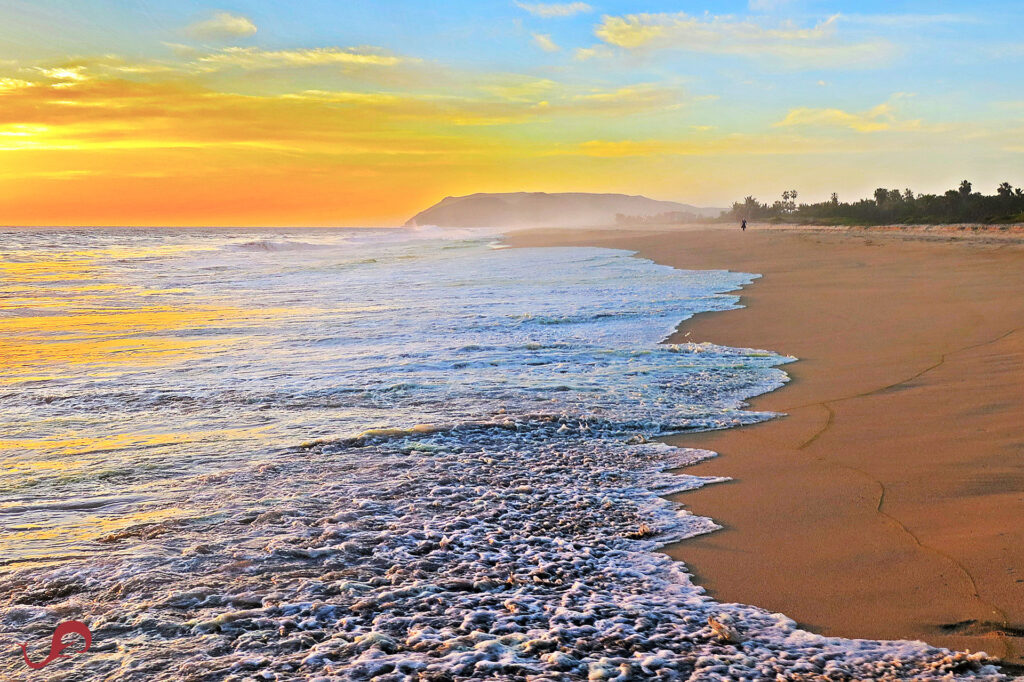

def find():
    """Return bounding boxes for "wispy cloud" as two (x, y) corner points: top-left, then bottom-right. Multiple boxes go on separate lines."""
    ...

(532, 33), (561, 52)
(515, 2), (592, 18)
(163, 42), (203, 58)
(195, 46), (407, 70)
(571, 84), (679, 107)
(563, 126), (947, 158)
(532, 83), (688, 117)
(187, 11), (258, 40)
(595, 12), (839, 49)
(594, 12), (894, 67)
(479, 78), (558, 101)
(774, 98), (924, 132)
(574, 45), (613, 61)
(0, 77), (32, 91)
(36, 66), (89, 82)
(567, 135), (847, 157)
(21, 56), (182, 84)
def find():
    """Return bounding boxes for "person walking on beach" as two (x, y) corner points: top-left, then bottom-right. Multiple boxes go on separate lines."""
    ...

(741, 219), (747, 231)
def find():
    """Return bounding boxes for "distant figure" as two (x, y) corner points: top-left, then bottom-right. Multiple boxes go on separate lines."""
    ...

(741, 219), (747, 231)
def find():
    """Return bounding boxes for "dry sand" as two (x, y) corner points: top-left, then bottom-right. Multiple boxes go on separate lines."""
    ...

(506, 224), (1024, 667)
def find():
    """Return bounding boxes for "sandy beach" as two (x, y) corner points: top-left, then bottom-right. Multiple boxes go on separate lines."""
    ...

(507, 224), (1024, 668)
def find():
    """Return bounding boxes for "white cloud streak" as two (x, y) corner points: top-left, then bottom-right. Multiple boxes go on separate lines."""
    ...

(594, 12), (895, 67)
(532, 33), (561, 52)
(187, 12), (258, 40)
(195, 47), (406, 70)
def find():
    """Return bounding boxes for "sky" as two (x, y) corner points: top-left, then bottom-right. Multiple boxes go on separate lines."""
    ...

(0, 0), (1022, 226)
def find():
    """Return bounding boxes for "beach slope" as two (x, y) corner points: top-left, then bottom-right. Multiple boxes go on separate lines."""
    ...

(506, 225), (1024, 666)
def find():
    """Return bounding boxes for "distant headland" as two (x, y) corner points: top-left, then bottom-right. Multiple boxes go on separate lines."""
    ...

(405, 192), (726, 228)
(406, 183), (1024, 230)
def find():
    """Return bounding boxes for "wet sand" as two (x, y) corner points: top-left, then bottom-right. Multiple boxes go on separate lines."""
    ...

(506, 224), (1024, 666)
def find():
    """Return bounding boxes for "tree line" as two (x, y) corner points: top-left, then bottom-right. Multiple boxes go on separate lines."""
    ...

(725, 181), (1024, 225)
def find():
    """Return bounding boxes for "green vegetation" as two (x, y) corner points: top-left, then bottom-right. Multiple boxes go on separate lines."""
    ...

(725, 181), (1024, 226)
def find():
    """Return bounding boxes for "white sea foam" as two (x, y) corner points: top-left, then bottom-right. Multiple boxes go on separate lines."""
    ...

(0, 227), (1010, 679)
(233, 239), (323, 252)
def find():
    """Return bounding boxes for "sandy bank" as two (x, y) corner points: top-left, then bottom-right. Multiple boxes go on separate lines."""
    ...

(505, 223), (1024, 667)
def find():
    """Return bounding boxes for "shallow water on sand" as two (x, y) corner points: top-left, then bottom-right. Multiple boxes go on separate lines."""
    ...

(0, 227), (1002, 679)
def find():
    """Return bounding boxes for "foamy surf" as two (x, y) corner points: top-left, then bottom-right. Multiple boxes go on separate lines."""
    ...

(0, 227), (1007, 679)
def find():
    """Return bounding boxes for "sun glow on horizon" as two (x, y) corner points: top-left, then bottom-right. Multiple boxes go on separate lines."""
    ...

(0, 1), (1021, 226)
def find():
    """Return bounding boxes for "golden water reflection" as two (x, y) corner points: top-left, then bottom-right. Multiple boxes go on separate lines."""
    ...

(0, 238), (285, 560)
(0, 244), (264, 383)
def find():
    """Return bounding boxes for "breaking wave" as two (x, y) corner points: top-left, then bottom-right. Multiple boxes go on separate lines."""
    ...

(0, 227), (1006, 680)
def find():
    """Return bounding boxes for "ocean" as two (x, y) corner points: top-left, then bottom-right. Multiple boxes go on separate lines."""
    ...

(0, 227), (1000, 679)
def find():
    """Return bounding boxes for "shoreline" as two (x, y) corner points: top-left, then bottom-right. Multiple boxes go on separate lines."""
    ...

(506, 224), (1024, 668)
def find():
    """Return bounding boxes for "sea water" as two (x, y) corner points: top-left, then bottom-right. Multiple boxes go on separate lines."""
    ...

(0, 227), (1002, 679)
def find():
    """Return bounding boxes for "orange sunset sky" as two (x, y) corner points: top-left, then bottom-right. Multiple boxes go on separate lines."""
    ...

(1, 1), (1022, 226)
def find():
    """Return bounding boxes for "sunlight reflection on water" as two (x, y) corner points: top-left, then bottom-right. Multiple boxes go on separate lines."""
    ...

(0, 226), (780, 569)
